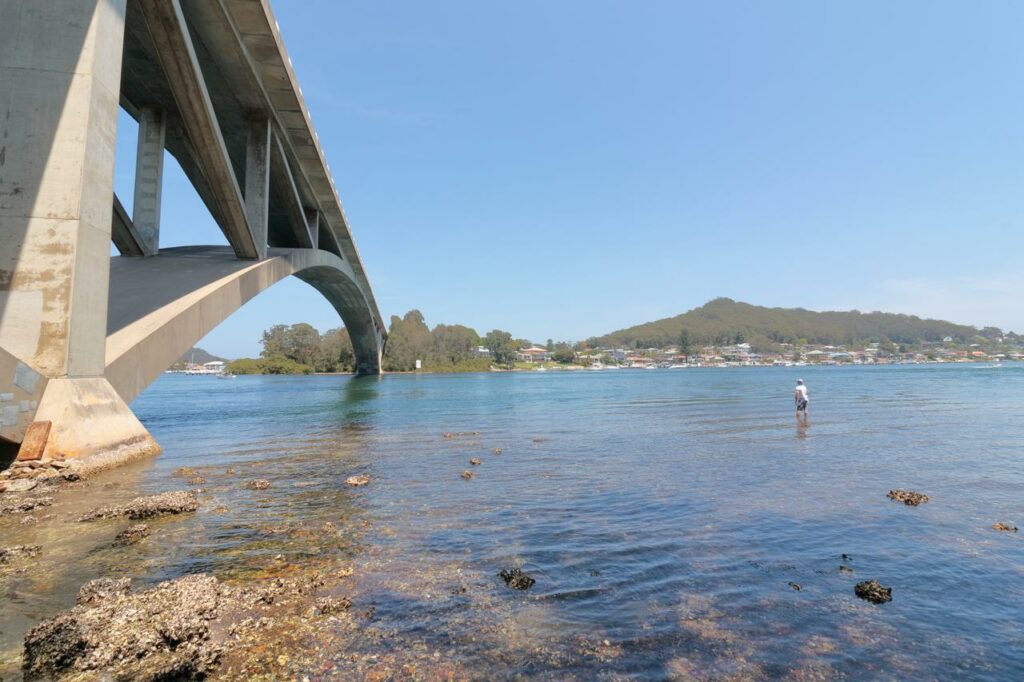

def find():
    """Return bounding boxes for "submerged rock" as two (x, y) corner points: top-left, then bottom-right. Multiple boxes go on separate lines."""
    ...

(887, 489), (929, 506)
(186, 476), (205, 485)
(469, 458), (482, 466)
(839, 565), (855, 574)
(79, 490), (199, 521)
(992, 522), (1018, 532)
(248, 479), (271, 490)
(77, 577), (132, 605)
(315, 596), (352, 615)
(24, 574), (226, 680)
(788, 582), (801, 591)
(0, 496), (53, 514)
(114, 523), (151, 546)
(345, 475), (370, 487)
(0, 545), (41, 564)
(499, 567), (536, 590)
(493, 447), (502, 455)
(460, 470), (474, 480)
(854, 579), (892, 604)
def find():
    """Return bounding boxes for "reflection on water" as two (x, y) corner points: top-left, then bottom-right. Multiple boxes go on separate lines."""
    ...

(2, 365), (1023, 678)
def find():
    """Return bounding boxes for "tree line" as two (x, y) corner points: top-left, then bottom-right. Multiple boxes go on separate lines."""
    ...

(226, 310), (568, 374)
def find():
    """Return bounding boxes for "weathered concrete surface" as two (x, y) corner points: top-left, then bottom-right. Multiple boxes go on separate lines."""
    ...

(106, 246), (383, 405)
(32, 377), (159, 466)
(0, 0), (127, 379)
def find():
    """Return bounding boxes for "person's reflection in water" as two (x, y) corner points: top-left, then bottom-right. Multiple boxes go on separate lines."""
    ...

(796, 421), (810, 440)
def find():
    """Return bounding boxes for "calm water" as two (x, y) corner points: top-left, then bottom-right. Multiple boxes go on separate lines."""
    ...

(3, 365), (1023, 679)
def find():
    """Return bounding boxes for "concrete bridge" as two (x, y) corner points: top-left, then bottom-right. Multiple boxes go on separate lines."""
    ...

(0, 0), (387, 465)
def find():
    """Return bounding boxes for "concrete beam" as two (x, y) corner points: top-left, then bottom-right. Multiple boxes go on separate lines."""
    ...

(132, 107), (166, 256)
(136, 0), (258, 259)
(244, 119), (271, 259)
(269, 129), (315, 249)
(304, 208), (320, 250)
(111, 194), (146, 257)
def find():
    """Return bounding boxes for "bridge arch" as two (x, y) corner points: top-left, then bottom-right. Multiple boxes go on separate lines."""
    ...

(106, 246), (384, 405)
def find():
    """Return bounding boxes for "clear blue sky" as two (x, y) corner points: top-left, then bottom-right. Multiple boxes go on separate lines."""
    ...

(114, 1), (1024, 359)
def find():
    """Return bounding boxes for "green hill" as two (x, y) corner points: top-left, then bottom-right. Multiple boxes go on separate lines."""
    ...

(587, 298), (1007, 351)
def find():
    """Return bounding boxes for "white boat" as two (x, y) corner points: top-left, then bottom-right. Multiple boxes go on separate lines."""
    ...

(216, 373), (237, 379)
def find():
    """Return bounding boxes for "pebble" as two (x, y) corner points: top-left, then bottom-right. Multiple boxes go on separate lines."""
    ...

(345, 475), (370, 487)
(248, 479), (271, 490)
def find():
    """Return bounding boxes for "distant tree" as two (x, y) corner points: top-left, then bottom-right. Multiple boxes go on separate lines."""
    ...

(546, 338), (555, 352)
(260, 324), (289, 358)
(284, 322), (320, 367)
(431, 323), (479, 366)
(316, 327), (354, 373)
(383, 310), (432, 371)
(484, 329), (517, 368)
(679, 328), (692, 358)
(552, 344), (576, 364)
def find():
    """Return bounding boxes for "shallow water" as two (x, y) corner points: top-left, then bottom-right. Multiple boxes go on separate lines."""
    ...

(2, 365), (1023, 679)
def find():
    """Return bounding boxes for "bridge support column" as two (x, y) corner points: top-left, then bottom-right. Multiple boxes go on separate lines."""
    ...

(245, 119), (271, 259)
(132, 108), (166, 256)
(0, 0), (159, 464)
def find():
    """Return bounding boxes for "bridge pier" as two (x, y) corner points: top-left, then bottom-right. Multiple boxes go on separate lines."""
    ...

(0, 0), (159, 464)
(1, 0), (386, 467)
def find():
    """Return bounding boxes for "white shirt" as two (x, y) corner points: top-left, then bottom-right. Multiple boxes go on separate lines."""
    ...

(795, 385), (808, 402)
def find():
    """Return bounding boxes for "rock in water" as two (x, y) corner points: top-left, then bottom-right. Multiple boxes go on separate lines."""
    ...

(992, 522), (1018, 532)
(854, 580), (892, 604)
(79, 491), (199, 521)
(461, 470), (474, 480)
(788, 582), (801, 591)
(469, 458), (482, 466)
(887, 489), (929, 506)
(248, 479), (271, 490)
(345, 475), (370, 487)
(493, 448), (502, 455)
(114, 523), (151, 546)
(499, 567), (536, 590)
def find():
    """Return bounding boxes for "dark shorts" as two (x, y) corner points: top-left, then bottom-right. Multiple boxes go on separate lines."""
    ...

(796, 399), (808, 412)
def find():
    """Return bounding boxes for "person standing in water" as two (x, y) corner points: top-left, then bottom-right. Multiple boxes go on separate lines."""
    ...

(795, 379), (809, 422)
